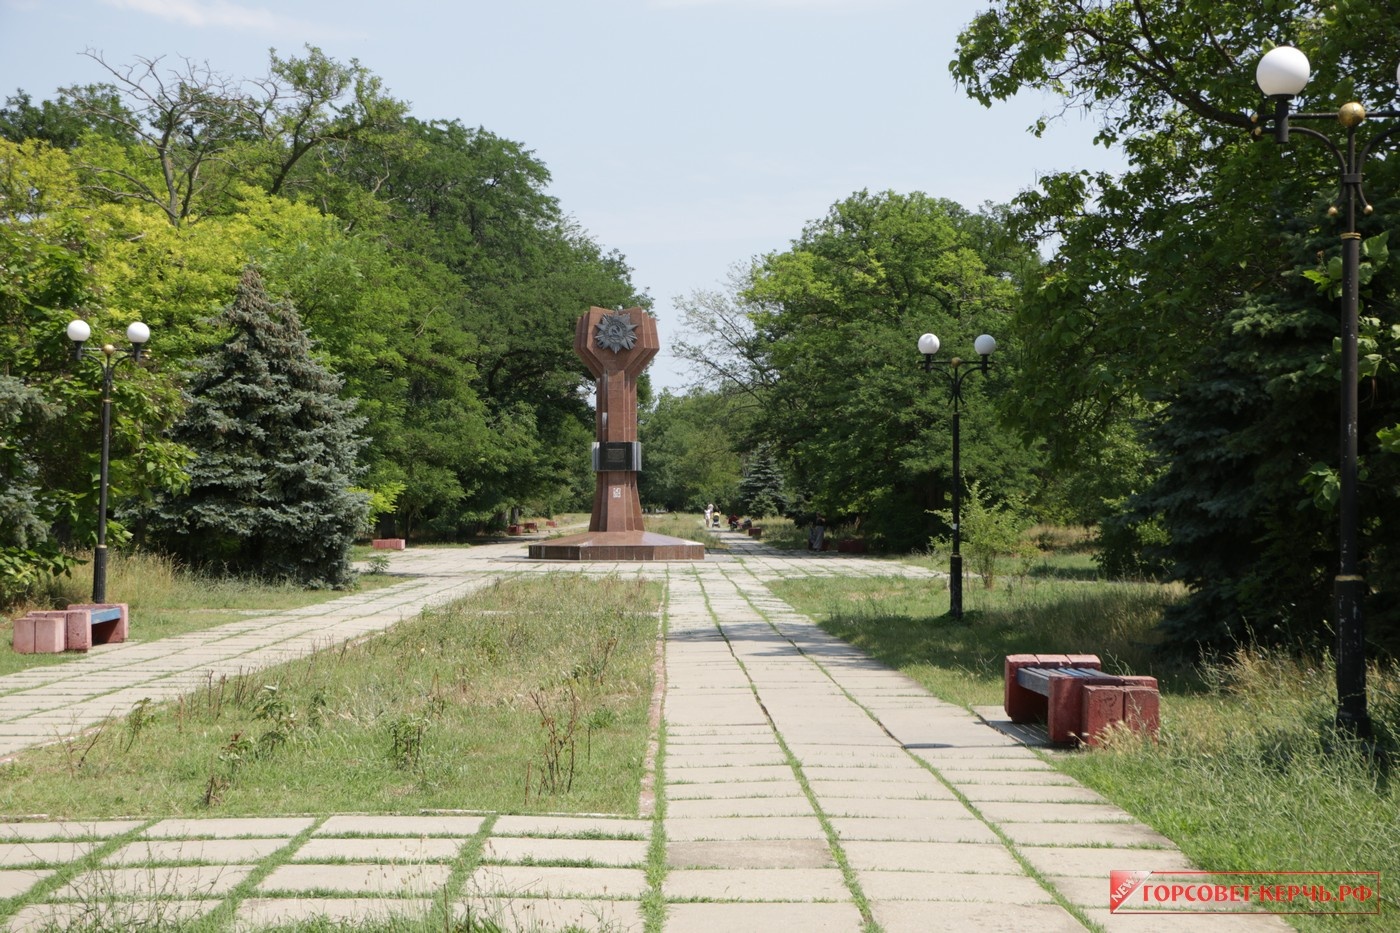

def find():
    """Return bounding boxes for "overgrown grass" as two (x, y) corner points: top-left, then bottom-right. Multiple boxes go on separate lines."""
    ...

(641, 512), (721, 549)
(1059, 649), (1400, 932)
(749, 516), (804, 550)
(0, 551), (399, 677)
(772, 568), (1400, 931)
(744, 516), (864, 552)
(771, 574), (1188, 706)
(0, 574), (661, 819)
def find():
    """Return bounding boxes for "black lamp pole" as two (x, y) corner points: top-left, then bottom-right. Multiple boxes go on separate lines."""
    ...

(1255, 46), (1398, 738)
(66, 319), (150, 604)
(918, 332), (996, 621)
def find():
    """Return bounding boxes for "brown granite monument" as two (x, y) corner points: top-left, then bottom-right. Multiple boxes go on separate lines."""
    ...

(527, 307), (706, 561)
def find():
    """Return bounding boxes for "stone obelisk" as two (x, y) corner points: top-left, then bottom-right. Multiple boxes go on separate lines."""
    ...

(528, 307), (705, 561)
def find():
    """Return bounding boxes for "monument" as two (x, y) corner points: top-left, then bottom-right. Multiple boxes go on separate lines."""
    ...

(527, 307), (706, 561)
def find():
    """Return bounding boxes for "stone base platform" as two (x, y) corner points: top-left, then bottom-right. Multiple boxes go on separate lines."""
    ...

(527, 530), (706, 561)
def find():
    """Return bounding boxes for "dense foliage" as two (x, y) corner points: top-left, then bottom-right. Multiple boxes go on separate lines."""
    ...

(638, 388), (746, 514)
(0, 47), (644, 599)
(137, 268), (368, 586)
(676, 191), (1047, 552)
(954, 0), (1400, 652)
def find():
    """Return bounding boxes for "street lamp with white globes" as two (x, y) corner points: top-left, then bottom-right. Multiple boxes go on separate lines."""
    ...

(917, 332), (996, 621)
(1252, 44), (1400, 738)
(66, 318), (152, 603)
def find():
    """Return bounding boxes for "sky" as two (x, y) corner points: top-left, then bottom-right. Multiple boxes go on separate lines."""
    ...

(0, 0), (1123, 390)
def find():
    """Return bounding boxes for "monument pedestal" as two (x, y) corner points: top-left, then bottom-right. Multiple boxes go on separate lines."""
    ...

(527, 530), (705, 561)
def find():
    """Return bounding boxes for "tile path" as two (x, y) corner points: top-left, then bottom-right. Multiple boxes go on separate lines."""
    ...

(0, 531), (1296, 930)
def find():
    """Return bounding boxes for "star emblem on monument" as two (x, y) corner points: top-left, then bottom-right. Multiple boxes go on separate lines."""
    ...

(593, 311), (639, 352)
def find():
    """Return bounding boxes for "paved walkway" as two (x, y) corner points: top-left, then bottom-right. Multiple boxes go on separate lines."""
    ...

(0, 532), (1293, 931)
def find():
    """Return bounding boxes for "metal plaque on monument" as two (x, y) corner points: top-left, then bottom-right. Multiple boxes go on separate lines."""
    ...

(528, 307), (706, 561)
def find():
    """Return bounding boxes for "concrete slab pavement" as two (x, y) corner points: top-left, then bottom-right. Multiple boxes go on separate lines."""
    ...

(0, 531), (1298, 930)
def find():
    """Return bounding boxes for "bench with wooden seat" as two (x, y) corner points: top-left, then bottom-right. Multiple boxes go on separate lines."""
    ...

(1004, 653), (1159, 746)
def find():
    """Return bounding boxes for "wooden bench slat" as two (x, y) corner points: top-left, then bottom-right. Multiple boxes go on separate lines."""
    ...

(88, 607), (123, 624)
(1015, 666), (1106, 695)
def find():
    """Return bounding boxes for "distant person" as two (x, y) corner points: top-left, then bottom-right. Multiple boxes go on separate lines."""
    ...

(704, 503), (714, 527)
(808, 514), (826, 551)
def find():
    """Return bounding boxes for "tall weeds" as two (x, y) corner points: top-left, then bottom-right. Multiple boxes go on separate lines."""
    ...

(0, 573), (660, 819)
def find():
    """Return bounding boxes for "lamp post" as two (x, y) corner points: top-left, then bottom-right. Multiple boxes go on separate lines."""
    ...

(66, 319), (151, 604)
(1254, 45), (1397, 738)
(918, 332), (996, 621)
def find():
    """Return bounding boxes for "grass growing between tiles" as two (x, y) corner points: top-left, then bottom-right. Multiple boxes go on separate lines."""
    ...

(770, 569), (1400, 931)
(0, 574), (661, 820)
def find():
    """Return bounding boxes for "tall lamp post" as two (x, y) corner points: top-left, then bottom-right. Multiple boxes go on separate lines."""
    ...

(917, 332), (996, 621)
(66, 319), (151, 604)
(1254, 45), (1397, 738)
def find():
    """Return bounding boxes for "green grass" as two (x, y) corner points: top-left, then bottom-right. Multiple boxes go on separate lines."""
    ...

(770, 573), (1187, 706)
(640, 512), (722, 549)
(771, 568), (1400, 931)
(0, 551), (400, 677)
(0, 574), (661, 819)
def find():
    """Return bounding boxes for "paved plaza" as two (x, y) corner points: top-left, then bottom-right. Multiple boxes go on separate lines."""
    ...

(0, 532), (1292, 931)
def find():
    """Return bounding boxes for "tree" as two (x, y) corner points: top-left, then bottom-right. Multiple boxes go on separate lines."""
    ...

(639, 388), (746, 512)
(356, 117), (644, 531)
(138, 267), (368, 586)
(736, 446), (787, 519)
(672, 266), (779, 403)
(5, 56), (646, 548)
(61, 48), (406, 226)
(735, 190), (1041, 551)
(952, 1), (1400, 648)
(0, 376), (76, 604)
(0, 87), (134, 148)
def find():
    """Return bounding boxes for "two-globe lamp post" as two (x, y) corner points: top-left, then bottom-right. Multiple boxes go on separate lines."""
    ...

(1254, 45), (1400, 738)
(66, 319), (151, 604)
(918, 332), (996, 621)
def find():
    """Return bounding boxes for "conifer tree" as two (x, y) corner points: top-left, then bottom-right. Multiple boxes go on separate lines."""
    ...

(737, 447), (787, 518)
(140, 267), (368, 585)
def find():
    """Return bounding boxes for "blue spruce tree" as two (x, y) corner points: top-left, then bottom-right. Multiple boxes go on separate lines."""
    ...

(140, 267), (368, 586)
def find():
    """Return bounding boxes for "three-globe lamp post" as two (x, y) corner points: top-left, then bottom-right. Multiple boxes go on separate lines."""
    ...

(1254, 45), (1400, 738)
(918, 332), (996, 621)
(66, 318), (151, 604)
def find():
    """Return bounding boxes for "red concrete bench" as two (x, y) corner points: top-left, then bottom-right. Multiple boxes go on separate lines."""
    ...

(13, 604), (128, 653)
(523, 522), (539, 533)
(371, 538), (406, 550)
(1004, 653), (1159, 746)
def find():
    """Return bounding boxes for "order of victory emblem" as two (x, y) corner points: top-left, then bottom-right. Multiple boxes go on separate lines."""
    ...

(594, 311), (639, 352)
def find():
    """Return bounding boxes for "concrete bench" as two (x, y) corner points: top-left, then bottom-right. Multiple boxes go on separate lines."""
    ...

(371, 538), (406, 550)
(13, 603), (128, 653)
(1004, 653), (1159, 746)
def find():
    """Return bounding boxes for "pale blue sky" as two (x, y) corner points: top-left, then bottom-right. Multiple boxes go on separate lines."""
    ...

(0, 0), (1121, 389)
